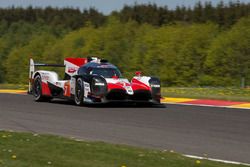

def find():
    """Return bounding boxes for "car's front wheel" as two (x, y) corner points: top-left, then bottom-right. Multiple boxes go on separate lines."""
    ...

(74, 78), (84, 106)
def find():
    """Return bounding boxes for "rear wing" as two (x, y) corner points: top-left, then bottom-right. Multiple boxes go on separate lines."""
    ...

(28, 58), (90, 93)
(28, 59), (65, 93)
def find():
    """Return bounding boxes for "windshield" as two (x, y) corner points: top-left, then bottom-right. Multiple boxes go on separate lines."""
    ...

(91, 68), (122, 78)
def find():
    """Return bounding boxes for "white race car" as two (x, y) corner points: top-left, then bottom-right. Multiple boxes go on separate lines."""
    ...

(29, 57), (161, 105)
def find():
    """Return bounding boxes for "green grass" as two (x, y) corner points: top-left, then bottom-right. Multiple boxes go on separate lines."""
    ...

(162, 87), (250, 102)
(0, 131), (247, 167)
(0, 84), (28, 90)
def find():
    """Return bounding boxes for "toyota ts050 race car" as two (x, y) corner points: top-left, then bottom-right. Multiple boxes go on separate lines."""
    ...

(28, 57), (161, 105)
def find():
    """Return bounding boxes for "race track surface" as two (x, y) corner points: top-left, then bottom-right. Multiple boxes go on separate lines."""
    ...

(0, 94), (250, 163)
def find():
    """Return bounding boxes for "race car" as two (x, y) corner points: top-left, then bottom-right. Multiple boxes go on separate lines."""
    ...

(28, 57), (161, 105)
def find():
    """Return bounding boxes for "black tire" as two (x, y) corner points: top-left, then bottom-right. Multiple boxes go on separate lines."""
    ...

(33, 75), (52, 102)
(154, 98), (161, 104)
(74, 78), (84, 106)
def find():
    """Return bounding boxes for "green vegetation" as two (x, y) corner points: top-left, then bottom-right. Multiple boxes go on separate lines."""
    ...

(0, 84), (28, 90)
(162, 87), (250, 102)
(0, 131), (246, 167)
(0, 2), (250, 87)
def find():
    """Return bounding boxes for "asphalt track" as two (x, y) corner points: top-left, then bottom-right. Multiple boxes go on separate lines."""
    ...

(0, 94), (250, 164)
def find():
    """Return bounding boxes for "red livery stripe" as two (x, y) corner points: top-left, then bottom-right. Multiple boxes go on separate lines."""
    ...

(65, 58), (87, 67)
(41, 82), (51, 96)
(131, 83), (151, 91)
(131, 78), (151, 90)
(107, 83), (125, 91)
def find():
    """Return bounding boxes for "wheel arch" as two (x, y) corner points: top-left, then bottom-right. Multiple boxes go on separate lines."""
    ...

(31, 72), (41, 92)
(33, 72), (41, 79)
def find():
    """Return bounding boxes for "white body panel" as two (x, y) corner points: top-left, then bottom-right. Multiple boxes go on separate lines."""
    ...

(132, 76), (151, 86)
(64, 61), (79, 76)
(84, 82), (91, 97)
(33, 70), (68, 89)
(105, 78), (134, 95)
(33, 70), (59, 83)
(70, 77), (76, 95)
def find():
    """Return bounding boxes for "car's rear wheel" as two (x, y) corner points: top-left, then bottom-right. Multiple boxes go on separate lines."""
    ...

(33, 75), (52, 102)
(74, 78), (84, 106)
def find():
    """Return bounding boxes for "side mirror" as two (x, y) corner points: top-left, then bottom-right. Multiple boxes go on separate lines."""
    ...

(135, 71), (142, 77)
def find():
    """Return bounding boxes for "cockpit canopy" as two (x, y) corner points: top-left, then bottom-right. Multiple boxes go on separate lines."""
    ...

(78, 62), (122, 78)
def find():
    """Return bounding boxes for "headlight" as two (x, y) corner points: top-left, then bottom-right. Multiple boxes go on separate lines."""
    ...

(95, 82), (105, 86)
(150, 84), (160, 88)
(93, 78), (105, 86)
(91, 76), (107, 96)
(149, 77), (161, 95)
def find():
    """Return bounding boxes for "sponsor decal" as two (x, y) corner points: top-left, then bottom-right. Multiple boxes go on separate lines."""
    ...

(124, 86), (134, 95)
(70, 78), (76, 94)
(106, 78), (134, 94)
(84, 82), (90, 97)
(97, 65), (111, 68)
(68, 67), (77, 73)
(64, 81), (71, 97)
(42, 75), (49, 81)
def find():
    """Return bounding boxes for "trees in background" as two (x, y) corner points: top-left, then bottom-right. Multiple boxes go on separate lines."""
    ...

(0, 2), (249, 86)
(0, 7), (106, 30)
(0, 1), (249, 29)
(4, 33), (57, 83)
(0, 21), (67, 82)
(206, 17), (250, 86)
(114, 1), (250, 26)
